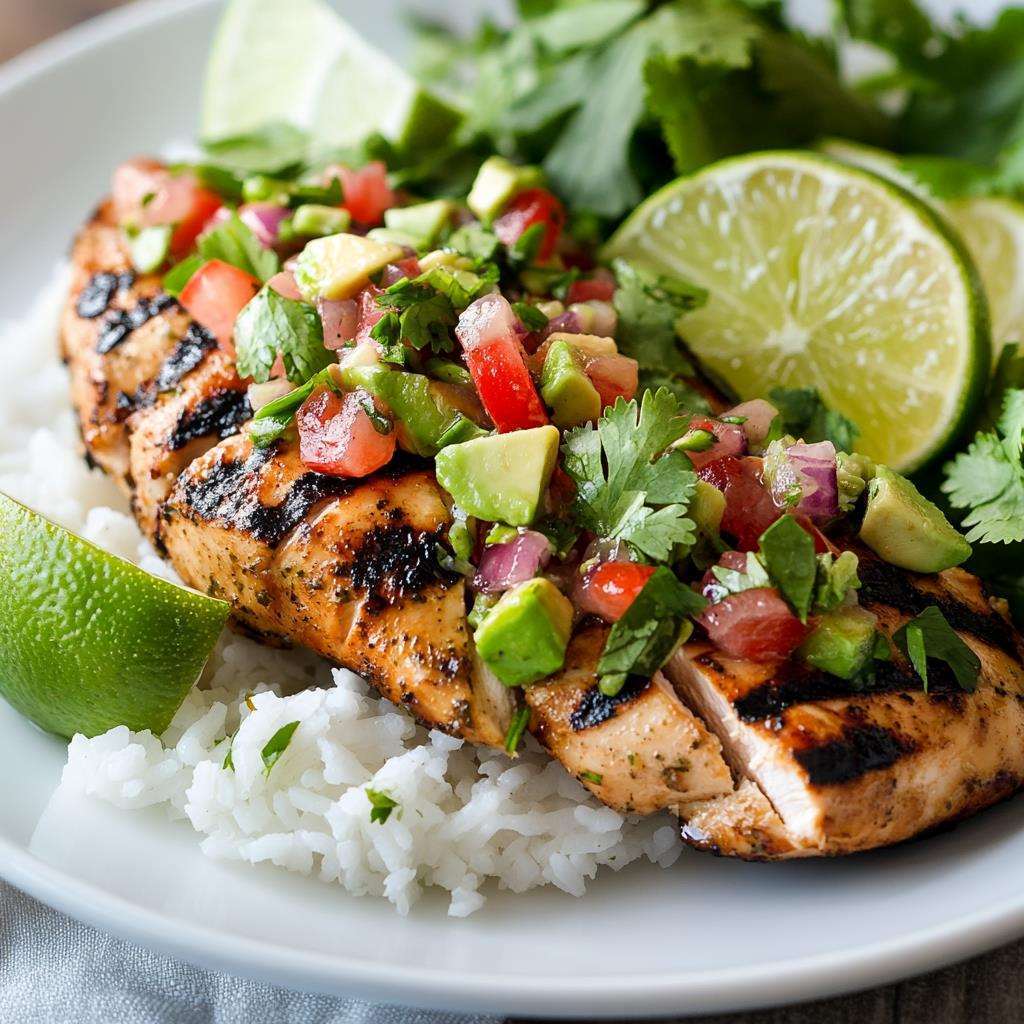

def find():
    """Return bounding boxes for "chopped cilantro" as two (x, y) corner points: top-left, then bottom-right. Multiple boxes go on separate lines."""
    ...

(162, 255), (204, 298)
(812, 551), (861, 613)
(504, 706), (531, 755)
(234, 286), (331, 385)
(248, 367), (338, 448)
(201, 122), (309, 176)
(562, 389), (698, 562)
(261, 720), (301, 776)
(707, 551), (771, 603)
(758, 515), (816, 622)
(366, 787), (400, 825)
(768, 387), (859, 452)
(222, 740), (234, 771)
(598, 566), (706, 696)
(893, 606), (980, 693)
(197, 213), (279, 283)
(580, 770), (604, 785)
(512, 301), (550, 332)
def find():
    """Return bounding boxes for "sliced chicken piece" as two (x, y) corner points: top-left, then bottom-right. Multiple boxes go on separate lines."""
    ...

(668, 551), (1024, 856)
(159, 433), (514, 745)
(525, 624), (734, 813)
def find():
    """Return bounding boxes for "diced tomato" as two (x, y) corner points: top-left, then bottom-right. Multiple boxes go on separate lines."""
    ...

(297, 388), (396, 477)
(685, 417), (749, 471)
(493, 188), (565, 262)
(112, 158), (221, 256)
(577, 561), (656, 622)
(457, 294), (548, 432)
(179, 259), (260, 349)
(338, 161), (396, 226)
(566, 277), (616, 304)
(585, 354), (638, 408)
(699, 588), (808, 662)
(698, 456), (781, 551)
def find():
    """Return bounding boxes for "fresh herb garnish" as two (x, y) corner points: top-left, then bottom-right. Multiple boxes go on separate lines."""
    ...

(261, 720), (301, 776)
(812, 551), (861, 613)
(511, 301), (549, 332)
(248, 367), (338, 448)
(707, 551), (771, 603)
(504, 706), (531, 755)
(234, 287), (332, 385)
(222, 740), (234, 771)
(202, 122), (310, 176)
(893, 606), (981, 693)
(197, 213), (280, 283)
(562, 388), (698, 562)
(943, 386), (1024, 544)
(366, 787), (399, 825)
(769, 386), (859, 452)
(758, 515), (817, 622)
(598, 566), (706, 696)
(162, 255), (205, 298)
(580, 770), (604, 785)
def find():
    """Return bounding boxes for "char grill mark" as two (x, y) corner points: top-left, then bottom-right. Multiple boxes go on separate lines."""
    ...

(859, 558), (1016, 656)
(95, 293), (177, 355)
(570, 676), (651, 731)
(76, 271), (135, 319)
(342, 524), (458, 611)
(731, 658), (963, 723)
(176, 448), (357, 547)
(156, 323), (218, 392)
(794, 724), (915, 786)
(168, 390), (252, 451)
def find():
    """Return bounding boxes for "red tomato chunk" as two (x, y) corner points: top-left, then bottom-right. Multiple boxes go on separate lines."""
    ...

(699, 588), (808, 662)
(577, 561), (656, 622)
(493, 188), (565, 262)
(338, 162), (396, 226)
(698, 456), (781, 551)
(298, 388), (396, 477)
(179, 259), (260, 350)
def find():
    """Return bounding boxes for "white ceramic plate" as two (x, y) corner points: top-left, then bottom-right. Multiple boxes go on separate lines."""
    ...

(3, 0), (1024, 1017)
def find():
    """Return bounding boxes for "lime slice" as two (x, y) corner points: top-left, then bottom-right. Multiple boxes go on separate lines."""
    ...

(603, 151), (990, 471)
(202, 0), (460, 153)
(820, 138), (1024, 360)
(0, 492), (229, 739)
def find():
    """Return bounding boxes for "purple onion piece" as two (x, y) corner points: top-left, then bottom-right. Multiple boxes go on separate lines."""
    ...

(785, 440), (839, 521)
(540, 310), (582, 339)
(473, 531), (552, 593)
(239, 203), (291, 248)
(318, 298), (359, 350)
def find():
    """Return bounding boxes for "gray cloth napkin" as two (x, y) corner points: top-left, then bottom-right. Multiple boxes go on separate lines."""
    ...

(0, 882), (501, 1024)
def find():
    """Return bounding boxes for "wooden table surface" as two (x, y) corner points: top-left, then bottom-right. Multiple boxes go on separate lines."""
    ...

(3, 1), (1024, 1021)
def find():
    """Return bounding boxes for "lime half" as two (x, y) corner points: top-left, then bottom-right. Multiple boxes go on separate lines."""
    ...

(0, 493), (229, 739)
(603, 151), (990, 471)
(202, 0), (460, 153)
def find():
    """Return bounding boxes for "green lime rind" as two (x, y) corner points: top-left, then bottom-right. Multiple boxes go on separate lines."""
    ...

(603, 150), (991, 472)
(0, 492), (229, 740)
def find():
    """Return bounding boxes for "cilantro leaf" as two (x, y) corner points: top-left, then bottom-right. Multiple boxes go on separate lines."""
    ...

(504, 706), (532, 755)
(234, 287), (331, 385)
(261, 720), (300, 776)
(812, 551), (861, 613)
(768, 386), (859, 452)
(943, 388), (1024, 545)
(247, 368), (340, 449)
(197, 213), (279, 283)
(562, 389), (698, 562)
(893, 606), (981, 693)
(758, 514), (816, 621)
(162, 255), (204, 298)
(366, 788), (400, 825)
(202, 122), (309, 175)
(706, 550), (771, 602)
(598, 566), (707, 695)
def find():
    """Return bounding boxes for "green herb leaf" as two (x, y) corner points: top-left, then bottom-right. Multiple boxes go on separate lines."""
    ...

(222, 741), (234, 771)
(248, 367), (338, 449)
(261, 720), (301, 776)
(812, 550), (861, 613)
(366, 787), (400, 825)
(893, 606), (981, 693)
(202, 122), (309, 175)
(511, 302), (549, 332)
(598, 566), (706, 694)
(162, 255), (205, 298)
(234, 287), (331, 385)
(198, 213), (280, 283)
(580, 769), (604, 785)
(504, 706), (531, 755)
(768, 386), (859, 452)
(707, 550), (771, 602)
(758, 515), (817, 621)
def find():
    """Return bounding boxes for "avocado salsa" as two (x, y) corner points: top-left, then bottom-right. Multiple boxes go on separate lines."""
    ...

(116, 150), (979, 721)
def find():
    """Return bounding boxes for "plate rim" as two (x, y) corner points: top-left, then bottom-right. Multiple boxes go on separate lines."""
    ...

(2, 0), (1024, 1015)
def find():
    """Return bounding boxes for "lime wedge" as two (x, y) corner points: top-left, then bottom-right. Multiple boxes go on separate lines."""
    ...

(0, 492), (229, 739)
(820, 138), (1024, 360)
(202, 0), (460, 153)
(603, 151), (990, 471)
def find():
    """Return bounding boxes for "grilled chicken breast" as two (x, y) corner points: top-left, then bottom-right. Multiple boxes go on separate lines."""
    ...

(61, 197), (1024, 854)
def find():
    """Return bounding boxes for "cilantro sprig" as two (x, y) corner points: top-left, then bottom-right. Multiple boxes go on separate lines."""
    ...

(894, 606), (981, 693)
(562, 388), (699, 562)
(768, 386), (859, 452)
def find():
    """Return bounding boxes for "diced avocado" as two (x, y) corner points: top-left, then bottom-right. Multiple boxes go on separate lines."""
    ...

(474, 578), (573, 686)
(690, 480), (725, 537)
(294, 233), (405, 301)
(425, 358), (472, 386)
(128, 225), (172, 274)
(290, 204), (352, 238)
(799, 605), (878, 679)
(836, 450), (875, 511)
(859, 465), (971, 573)
(434, 426), (560, 527)
(546, 332), (618, 359)
(384, 200), (457, 248)
(419, 250), (474, 273)
(340, 365), (461, 457)
(366, 227), (422, 249)
(467, 156), (545, 222)
(242, 174), (290, 205)
(437, 415), (489, 448)
(540, 340), (601, 428)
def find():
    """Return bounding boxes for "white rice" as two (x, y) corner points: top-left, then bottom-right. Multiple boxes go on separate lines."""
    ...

(0, 266), (681, 916)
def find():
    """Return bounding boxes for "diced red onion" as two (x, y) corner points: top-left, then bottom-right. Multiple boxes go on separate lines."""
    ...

(725, 399), (778, 448)
(268, 271), (302, 300)
(354, 286), (387, 346)
(319, 297), (359, 349)
(473, 531), (552, 593)
(456, 293), (520, 352)
(247, 378), (294, 412)
(765, 440), (839, 521)
(380, 263), (409, 287)
(541, 310), (582, 339)
(239, 203), (290, 248)
(587, 300), (617, 337)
